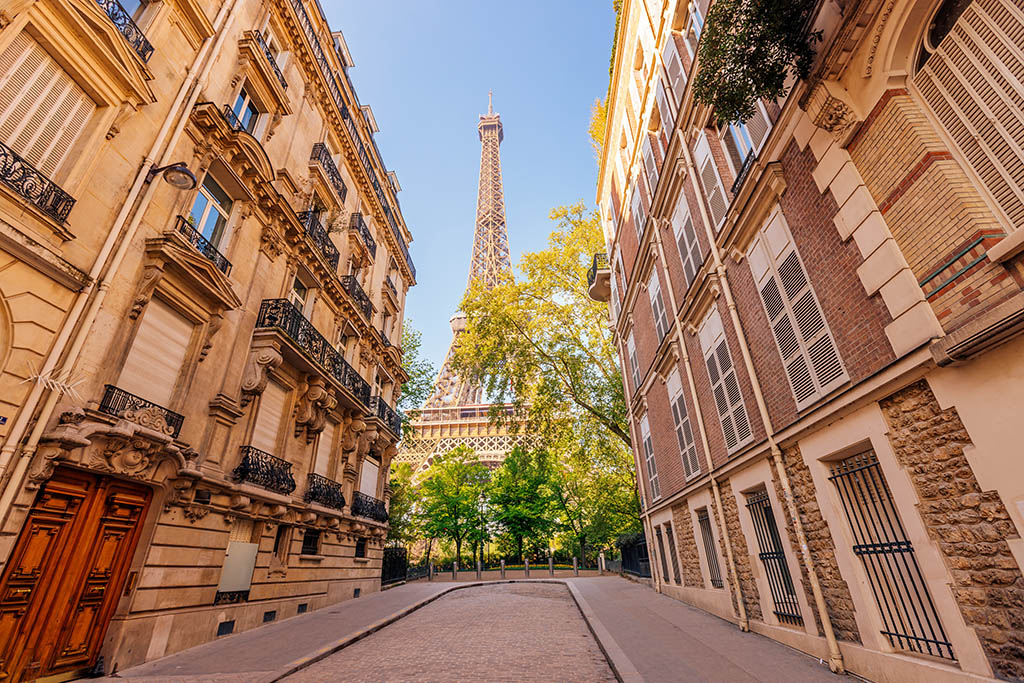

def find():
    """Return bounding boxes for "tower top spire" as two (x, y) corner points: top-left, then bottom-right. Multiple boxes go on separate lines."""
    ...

(488, 90), (493, 115)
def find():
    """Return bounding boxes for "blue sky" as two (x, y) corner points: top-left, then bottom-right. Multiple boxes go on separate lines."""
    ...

(323, 1), (616, 374)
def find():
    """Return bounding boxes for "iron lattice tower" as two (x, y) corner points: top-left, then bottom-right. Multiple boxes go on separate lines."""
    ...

(398, 95), (530, 472)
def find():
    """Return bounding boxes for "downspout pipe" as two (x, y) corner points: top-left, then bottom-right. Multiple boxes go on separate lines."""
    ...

(679, 134), (844, 673)
(0, 0), (240, 519)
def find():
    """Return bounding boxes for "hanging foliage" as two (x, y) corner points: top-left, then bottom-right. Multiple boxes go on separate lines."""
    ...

(692, 0), (822, 124)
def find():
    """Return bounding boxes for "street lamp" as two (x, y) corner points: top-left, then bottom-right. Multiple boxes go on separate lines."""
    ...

(146, 161), (197, 190)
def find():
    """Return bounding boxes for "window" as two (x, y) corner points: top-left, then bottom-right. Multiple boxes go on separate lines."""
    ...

(630, 181), (647, 238)
(610, 269), (621, 322)
(251, 380), (288, 454)
(662, 39), (686, 103)
(747, 208), (846, 409)
(648, 270), (669, 341)
(355, 537), (367, 558)
(683, 2), (705, 58)
(655, 526), (670, 582)
(640, 415), (660, 500)
(695, 133), (729, 230)
(667, 370), (700, 479)
(627, 332), (640, 390)
(300, 529), (321, 556)
(314, 419), (336, 476)
(829, 450), (955, 660)
(641, 137), (659, 196)
(118, 298), (194, 407)
(721, 102), (772, 176)
(665, 524), (682, 585)
(698, 308), (752, 453)
(696, 508), (723, 588)
(232, 85), (261, 134)
(273, 525), (291, 563)
(0, 32), (96, 177)
(655, 81), (674, 140)
(189, 175), (233, 248)
(671, 195), (704, 287)
(359, 456), (380, 496)
(913, 0), (1024, 231)
(288, 276), (309, 313)
(745, 489), (802, 626)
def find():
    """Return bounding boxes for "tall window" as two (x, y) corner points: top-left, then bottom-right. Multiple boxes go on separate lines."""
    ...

(232, 85), (261, 134)
(683, 2), (705, 58)
(695, 133), (729, 230)
(671, 196), (704, 287)
(747, 208), (846, 409)
(314, 419), (336, 477)
(648, 270), (670, 341)
(662, 38), (687, 104)
(640, 415), (660, 500)
(665, 524), (682, 585)
(746, 489), (802, 626)
(0, 32), (96, 177)
(118, 298), (194, 408)
(190, 175), (233, 247)
(273, 525), (291, 564)
(359, 456), (380, 497)
(627, 332), (640, 391)
(630, 180), (647, 238)
(251, 380), (288, 454)
(696, 508), (723, 588)
(698, 308), (752, 453)
(720, 102), (772, 177)
(655, 81), (673, 141)
(667, 370), (700, 479)
(641, 137), (659, 196)
(655, 526), (670, 582)
(288, 276), (309, 313)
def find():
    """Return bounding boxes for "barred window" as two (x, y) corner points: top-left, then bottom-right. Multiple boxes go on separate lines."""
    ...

(696, 508), (723, 588)
(746, 489), (802, 626)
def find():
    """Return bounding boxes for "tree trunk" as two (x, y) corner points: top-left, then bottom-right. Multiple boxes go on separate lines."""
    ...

(425, 537), (434, 567)
(455, 537), (462, 569)
(517, 535), (524, 563)
(578, 535), (587, 569)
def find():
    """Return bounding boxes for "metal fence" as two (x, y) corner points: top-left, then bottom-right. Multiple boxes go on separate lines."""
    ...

(381, 546), (408, 586)
(619, 535), (652, 578)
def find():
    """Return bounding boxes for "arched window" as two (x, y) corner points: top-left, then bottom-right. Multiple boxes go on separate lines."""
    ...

(914, 0), (973, 72)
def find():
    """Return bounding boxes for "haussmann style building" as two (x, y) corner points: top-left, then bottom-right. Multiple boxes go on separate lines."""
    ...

(593, 0), (1024, 680)
(0, 0), (414, 679)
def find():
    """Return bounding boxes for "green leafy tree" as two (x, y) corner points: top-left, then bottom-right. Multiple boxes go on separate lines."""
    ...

(398, 320), (436, 433)
(386, 462), (419, 545)
(693, 0), (821, 123)
(488, 447), (556, 562)
(417, 446), (489, 567)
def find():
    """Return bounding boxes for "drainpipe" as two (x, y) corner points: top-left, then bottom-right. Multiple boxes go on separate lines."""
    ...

(0, 0), (241, 520)
(679, 135), (844, 673)
(650, 217), (748, 631)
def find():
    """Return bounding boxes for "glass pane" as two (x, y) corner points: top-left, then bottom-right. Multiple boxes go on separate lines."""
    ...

(205, 176), (232, 212)
(243, 101), (260, 133)
(233, 90), (247, 116)
(189, 191), (210, 230)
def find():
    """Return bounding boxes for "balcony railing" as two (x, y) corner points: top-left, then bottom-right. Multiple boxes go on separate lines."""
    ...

(297, 211), (340, 269)
(232, 445), (296, 494)
(310, 142), (347, 203)
(250, 31), (288, 91)
(95, 0), (154, 62)
(340, 274), (372, 320)
(352, 491), (388, 523)
(380, 328), (392, 348)
(730, 153), (756, 195)
(349, 212), (377, 259)
(222, 104), (244, 132)
(0, 140), (76, 224)
(587, 253), (608, 289)
(384, 276), (398, 300)
(256, 298), (371, 406)
(371, 396), (403, 436)
(175, 215), (232, 275)
(98, 384), (184, 438)
(304, 473), (346, 510)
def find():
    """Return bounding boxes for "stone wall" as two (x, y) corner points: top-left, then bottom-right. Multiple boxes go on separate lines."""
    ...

(880, 380), (1024, 680)
(771, 446), (861, 643)
(714, 479), (762, 621)
(672, 500), (704, 588)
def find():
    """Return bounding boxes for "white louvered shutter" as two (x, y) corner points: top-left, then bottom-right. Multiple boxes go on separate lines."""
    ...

(0, 32), (95, 177)
(314, 419), (336, 476)
(359, 457), (380, 496)
(663, 40), (687, 103)
(656, 80), (673, 136)
(251, 380), (288, 454)
(746, 102), (772, 154)
(672, 197), (704, 287)
(699, 308), (752, 453)
(627, 333), (640, 389)
(118, 299), (193, 407)
(748, 210), (847, 409)
(914, 0), (1024, 230)
(695, 134), (729, 230)
(610, 269), (621, 321)
(667, 370), (700, 479)
(642, 137), (659, 197)
(649, 270), (669, 340)
(631, 181), (646, 238)
(640, 415), (660, 500)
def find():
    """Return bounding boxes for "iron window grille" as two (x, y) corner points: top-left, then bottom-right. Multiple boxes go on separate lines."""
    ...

(655, 527), (670, 584)
(665, 525), (682, 585)
(829, 450), (955, 660)
(300, 529), (321, 556)
(697, 509), (724, 588)
(355, 537), (367, 558)
(746, 490), (803, 626)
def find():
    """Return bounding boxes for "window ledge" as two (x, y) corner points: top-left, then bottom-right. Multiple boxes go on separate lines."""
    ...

(986, 230), (1024, 263)
(298, 554), (325, 563)
(354, 557), (370, 564)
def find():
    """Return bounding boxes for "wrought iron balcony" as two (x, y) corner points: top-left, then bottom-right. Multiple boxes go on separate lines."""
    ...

(222, 104), (244, 132)
(352, 491), (388, 523)
(256, 298), (371, 406)
(384, 276), (398, 300)
(98, 384), (184, 438)
(297, 211), (341, 269)
(371, 396), (402, 436)
(232, 445), (296, 495)
(0, 140), (76, 224)
(340, 275), (372, 320)
(380, 328), (392, 349)
(349, 212), (377, 259)
(249, 31), (288, 91)
(587, 253), (611, 302)
(310, 142), (347, 202)
(175, 215), (232, 275)
(95, 0), (154, 62)
(730, 152), (756, 195)
(304, 473), (346, 510)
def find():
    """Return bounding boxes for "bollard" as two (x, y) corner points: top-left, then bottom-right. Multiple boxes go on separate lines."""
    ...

(525, 559), (530, 577)
(476, 559), (482, 579)
(429, 563), (434, 581)
(452, 561), (458, 581)
(500, 559), (505, 579)
(573, 557), (579, 576)
(549, 557), (554, 576)
(599, 552), (605, 575)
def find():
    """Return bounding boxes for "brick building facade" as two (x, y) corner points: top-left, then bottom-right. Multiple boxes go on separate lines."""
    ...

(593, 0), (1024, 680)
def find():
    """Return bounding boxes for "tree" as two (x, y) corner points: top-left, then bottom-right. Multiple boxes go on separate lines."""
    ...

(386, 462), (419, 545)
(488, 447), (555, 562)
(453, 202), (630, 448)
(692, 0), (821, 123)
(417, 446), (489, 567)
(398, 320), (436, 433)
(589, 98), (607, 163)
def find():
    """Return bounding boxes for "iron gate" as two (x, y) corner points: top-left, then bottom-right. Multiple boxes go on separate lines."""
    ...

(381, 546), (408, 586)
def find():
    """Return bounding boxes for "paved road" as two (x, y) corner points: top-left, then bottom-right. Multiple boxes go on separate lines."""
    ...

(284, 583), (615, 683)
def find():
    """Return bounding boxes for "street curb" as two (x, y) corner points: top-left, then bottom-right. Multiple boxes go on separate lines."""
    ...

(565, 581), (644, 683)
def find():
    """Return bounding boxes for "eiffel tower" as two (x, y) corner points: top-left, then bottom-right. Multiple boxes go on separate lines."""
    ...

(397, 94), (527, 472)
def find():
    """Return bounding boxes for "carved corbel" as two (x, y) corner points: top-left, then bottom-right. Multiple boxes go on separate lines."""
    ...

(240, 339), (283, 406)
(806, 81), (861, 145)
(260, 224), (285, 260)
(199, 311), (225, 362)
(266, 111), (284, 141)
(129, 263), (165, 319)
(294, 375), (337, 443)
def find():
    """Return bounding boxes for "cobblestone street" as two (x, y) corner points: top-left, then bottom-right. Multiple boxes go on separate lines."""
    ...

(284, 583), (616, 683)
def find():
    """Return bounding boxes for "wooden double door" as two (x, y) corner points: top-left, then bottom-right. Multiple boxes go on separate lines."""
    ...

(0, 468), (151, 681)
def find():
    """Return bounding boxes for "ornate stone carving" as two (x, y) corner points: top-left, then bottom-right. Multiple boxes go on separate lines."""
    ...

(183, 505), (210, 523)
(240, 340), (283, 406)
(260, 224), (285, 259)
(864, 0), (898, 78)
(294, 376), (337, 442)
(200, 312), (225, 362)
(806, 82), (860, 142)
(129, 264), (164, 319)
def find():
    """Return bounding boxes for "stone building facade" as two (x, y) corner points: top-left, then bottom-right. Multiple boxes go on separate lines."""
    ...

(0, 0), (413, 679)
(593, 0), (1024, 680)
